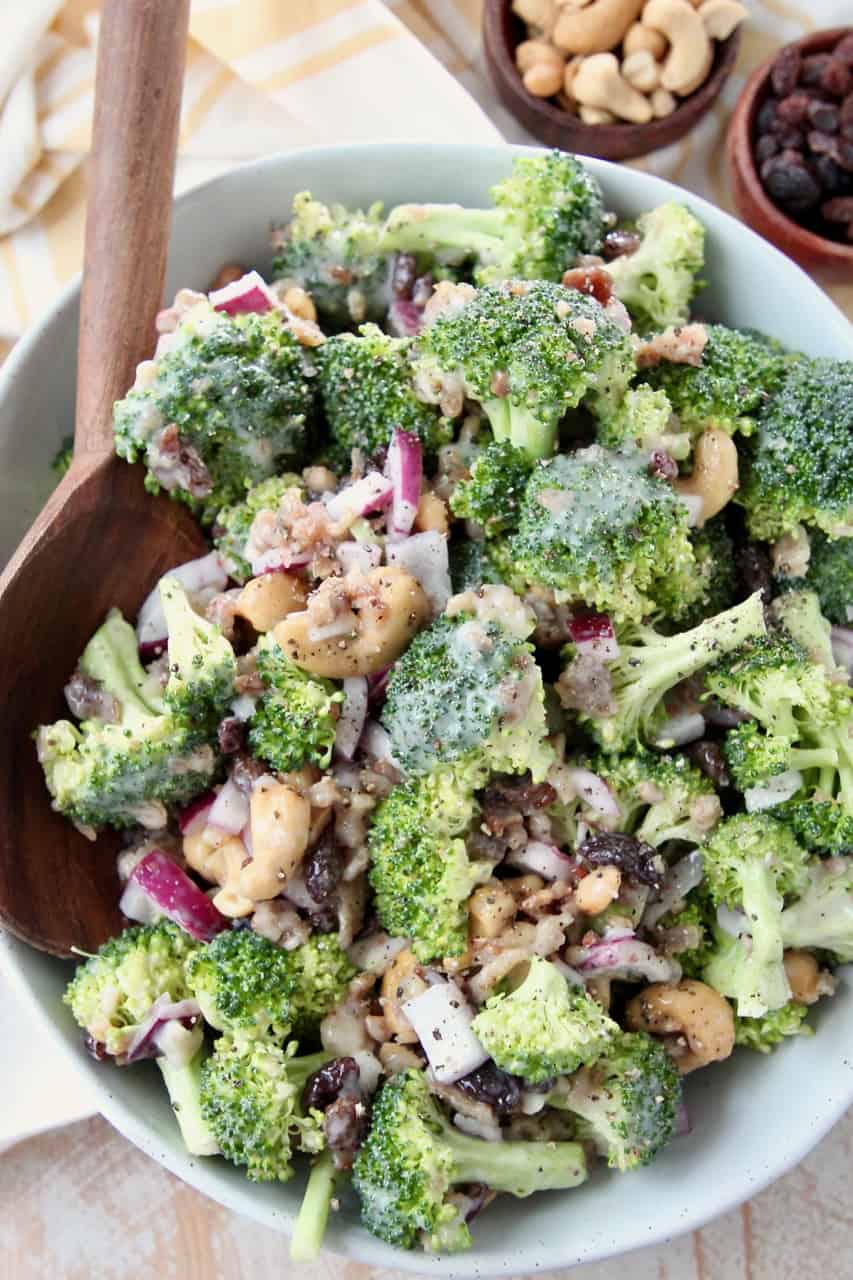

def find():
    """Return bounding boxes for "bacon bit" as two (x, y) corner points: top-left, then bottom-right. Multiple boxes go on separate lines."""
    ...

(635, 323), (708, 369)
(561, 265), (614, 306)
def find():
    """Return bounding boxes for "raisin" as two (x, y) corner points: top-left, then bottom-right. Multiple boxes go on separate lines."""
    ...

(836, 34), (853, 67)
(303, 832), (344, 904)
(770, 46), (801, 96)
(455, 1062), (522, 1114)
(325, 1095), (370, 1170)
(778, 92), (811, 126)
(807, 98), (840, 133)
(821, 57), (852, 100)
(648, 449), (678, 481)
(230, 752), (267, 794)
(823, 196), (853, 222)
(217, 716), (245, 755)
(761, 154), (821, 211)
(390, 253), (417, 299)
(561, 265), (613, 306)
(838, 138), (853, 171)
(601, 228), (642, 260)
(754, 134), (780, 164)
(302, 1056), (360, 1111)
(684, 740), (731, 789)
(813, 154), (848, 195)
(801, 54), (832, 87)
(577, 832), (664, 890)
(842, 93), (853, 125)
(756, 96), (780, 134)
(808, 130), (841, 157)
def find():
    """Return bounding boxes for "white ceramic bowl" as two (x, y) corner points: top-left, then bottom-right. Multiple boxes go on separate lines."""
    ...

(2, 143), (852, 1276)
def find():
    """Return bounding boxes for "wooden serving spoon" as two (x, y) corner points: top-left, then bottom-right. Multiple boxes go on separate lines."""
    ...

(0, 0), (207, 956)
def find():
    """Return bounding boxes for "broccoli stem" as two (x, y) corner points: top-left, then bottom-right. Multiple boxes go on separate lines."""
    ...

(446, 1130), (587, 1197)
(734, 861), (790, 1016)
(157, 1052), (220, 1157)
(381, 205), (504, 258)
(290, 1150), (337, 1263)
(483, 398), (557, 461)
(788, 746), (839, 773)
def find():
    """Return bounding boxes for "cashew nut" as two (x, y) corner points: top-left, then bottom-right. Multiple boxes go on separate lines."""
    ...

(563, 53), (584, 97)
(783, 950), (836, 1006)
(651, 86), (678, 116)
(579, 104), (618, 123)
(697, 0), (748, 40)
(573, 51), (653, 123)
(234, 572), (307, 633)
(238, 780), (311, 901)
(380, 948), (427, 1042)
(469, 880), (519, 939)
(273, 565), (429, 678)
(621, 49), (661, 92)
(183, 829), (254, 918)
(414, 491), (449, 535)
(553, 0), (645, 54)
(623, 21), (667, 58)
(513, 0), (558, 33)
(515, 38), (565, 73)
(673, 429), (739, 527)
(281, 285), (317, 324)
(574, 864), (622, 915)
(524, 61), (564, 96)
(625, 979), (735, 1073)
(642, 0), (713, 96)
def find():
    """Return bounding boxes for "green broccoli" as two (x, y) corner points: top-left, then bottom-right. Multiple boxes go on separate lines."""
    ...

(471, 958), (618, 1083)
(36, 609), (218, 831)
(381, 151), (604, 286)
(159, 577), (236, 728)
(548, 1031), (681, 1171)
(200, 1036), (327, 1182)
(290, 1151), (338, 1263)
(641, 325), (789, 437)
(775, 531), (853, 627)
(64, 921), (198, 1057)
(738, 357), (853, 540)
(595, 385), (690, 461)
(449, 440), (533, 534)
(247, 635), (343, 773)
(414, 282), (633, 461)
(212, 474), (302, 584)
(448, 538), (505, 593)
(353, 1068), (588, 1252)
(573, 594), (767, 754)
(779, 858), (853, 962)
(379, 612), (552, 781)
(701, 815), (810, 1017)
(735, 1003), (812, 1053)
(592, 750), (721, 847)
(284, 932), (357, 1037)
(367, 757), (493, 961)
(272, 191), (389, 329)
(158, 1047), (221, 1157)
(509, 446), (698, 623)
(723, 721), (839, 792)
(676, 519), (737, 630)
(114, 302), (315, 521)
(602, 203), (705, 332)
(316, 324), (450, 466)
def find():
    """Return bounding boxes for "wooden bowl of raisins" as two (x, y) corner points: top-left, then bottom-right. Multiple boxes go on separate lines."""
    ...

(727, 28), (853, 274)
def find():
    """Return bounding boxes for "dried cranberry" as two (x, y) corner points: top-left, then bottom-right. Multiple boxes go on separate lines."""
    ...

(821, 57), (852, 100)
(601, 228), (642, 260)
(807, 98), (840, 133)
(303, 833), (343, 904)
(648, 449), (678, 481)
(455, 1062), (522, 1114)
(390, 252), (417, 299)
(778, 92), (811, 126)
(754, 134), (780, 163)
(761, 153), (821, 211)
(801, 53), (832, 87)
(577, 833), (664, 890)
(302, 1056), (360, 1112)
(561, 265), (613, 306)
(770, 46), (801, 97)
(217, 716), (245, 755)
(684, 740), (730, 789)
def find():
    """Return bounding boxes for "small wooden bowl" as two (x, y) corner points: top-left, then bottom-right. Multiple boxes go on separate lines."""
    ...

(482, 0), (741, 162)
(727, 28), (853, 275)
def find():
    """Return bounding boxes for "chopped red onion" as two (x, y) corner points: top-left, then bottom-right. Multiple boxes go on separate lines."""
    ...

(210, 269), (276, 315)
(744, 770), (803, 813)
(336, 540), (382, 576)
(577, 931), (680, 983)
(249, 547), (311, 577)
(644, 850), (704, 928)
(124, 850), (229, 942)
(386, 429), (422, 539)
(326, 473), (393, 526)
(359, 720), (398, 768)
(386, 531), (450, 614)
(207, 778), (250, 835)
(831, 626), (853, 675)
(567, 611), (619, 661)
(506, 840), (579, 881)
(653, 711), (706, 748)
(137, 551), (228, 650)
(335, 677), (368, 760)
(404, 981), (488, 1084)
(123, 994), (202, 1064)
(387, 298), (425, 338)
(178, 791), (216, 837)
(564, 767), (621, 818)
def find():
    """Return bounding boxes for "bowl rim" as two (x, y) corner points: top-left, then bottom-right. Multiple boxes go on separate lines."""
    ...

(2, 140), (853, 1275)
(726, 25), (853, 266)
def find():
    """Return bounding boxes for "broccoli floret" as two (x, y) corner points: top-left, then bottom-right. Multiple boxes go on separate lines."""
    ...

(739, 358), (853, 540)
(52, 435), (74, 480)
(158, 1048), (220, 1157)
(380, 612), (551, 781)
(448, 538), (505, 593)
(187, 929), (354, 1041)
(595, 385), (690, 461)
(353, 1068), (587, 1252)
(212, 474), (302, 584)
(701, 815), (809, 1017)
(602, 203), (705, 332)
(509, 446), (697, 623)
(381, 151), (604, 286)
(415, 282), (633, 461)
(64, 922), (198, 1056)
(641, 325), (789, 437)
(779, 858), (853, 962)
(449, 440), (533, 534)
(316, 324), (450, 466)
(471, 958), (618, 1083)
(593, 750), (721, 846)
(776, 796), (853, 856)
(368, 757), (493, 961)
(723, 721), (838, 791)
(159, 577), (236, 728)
(272, 191), (389, 329)
(548, 1031), (681, 1171)
(575, 593), (767, 753)
(676, 519), (737, 630)
(776, 532), (853, 627)
(114, 302), (315, 521)
(735, 1003), (812, 1053)
(200, 1036), (327, 1182)
(36, 609), (218, 830)
(247, 636), (343, 773)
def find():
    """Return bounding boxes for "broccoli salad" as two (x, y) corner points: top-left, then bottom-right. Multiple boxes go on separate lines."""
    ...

(42, 151), (853, 1261)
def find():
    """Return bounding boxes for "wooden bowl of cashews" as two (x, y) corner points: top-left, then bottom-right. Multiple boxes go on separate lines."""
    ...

(483, 0), (744, 161)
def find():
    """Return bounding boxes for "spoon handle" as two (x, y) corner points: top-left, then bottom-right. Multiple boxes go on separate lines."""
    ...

(74, 0), (190, 458)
